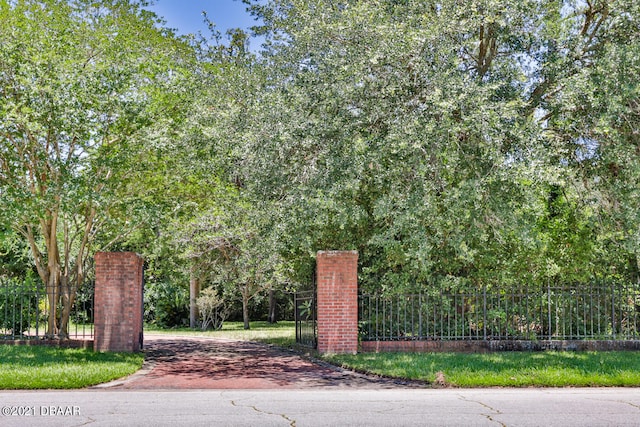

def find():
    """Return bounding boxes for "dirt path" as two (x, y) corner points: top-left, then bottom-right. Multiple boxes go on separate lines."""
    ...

(102, 335), (426, 390)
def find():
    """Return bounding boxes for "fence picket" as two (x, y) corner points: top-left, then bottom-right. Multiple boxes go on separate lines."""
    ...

(359, 283), (640, 342)
(0, 278), (94, 340)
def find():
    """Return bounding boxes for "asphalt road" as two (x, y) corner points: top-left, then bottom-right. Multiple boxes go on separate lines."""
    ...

(1, 388), (639, 426)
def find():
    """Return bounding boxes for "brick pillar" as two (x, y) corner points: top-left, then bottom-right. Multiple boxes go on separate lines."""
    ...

(94, 252), (144, 352)
(316, 250), (358, 354)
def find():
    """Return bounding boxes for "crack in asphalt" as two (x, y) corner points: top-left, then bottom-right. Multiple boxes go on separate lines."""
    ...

(230, 399), (296, 426)
(71, 417), (96, 426)
(624, 401), (640, 410)
(585, 396), (640, 412)
(457, 394), (506, 427)
(612, 399), (640, 411)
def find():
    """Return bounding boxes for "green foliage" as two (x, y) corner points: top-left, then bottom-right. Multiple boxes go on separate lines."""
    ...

(229, 0), (640, 292)
(0, 0), (196, 336)
(143, 281), (189, 328)
(0, 229), (33, 279)
(297, 299), (313, 321)
(181, 201), (287, 329)
(3, 0), (638, 318)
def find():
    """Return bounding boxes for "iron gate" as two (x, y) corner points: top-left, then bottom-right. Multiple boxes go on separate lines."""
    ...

(295, 289), (316, 348)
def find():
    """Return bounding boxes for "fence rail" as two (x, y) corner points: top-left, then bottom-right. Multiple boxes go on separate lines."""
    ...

(0, 278), (94, 340)
(360, 283), (640, 341)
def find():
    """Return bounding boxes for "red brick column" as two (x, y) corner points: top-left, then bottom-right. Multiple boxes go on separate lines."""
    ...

(316, 251), (358, 354)
(94, 252), (144, 352)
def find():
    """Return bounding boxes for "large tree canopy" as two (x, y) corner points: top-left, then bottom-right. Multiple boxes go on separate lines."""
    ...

(2, 0), (638, 331)
(0, 0), (192, 336)
(230, 0), (640, 291)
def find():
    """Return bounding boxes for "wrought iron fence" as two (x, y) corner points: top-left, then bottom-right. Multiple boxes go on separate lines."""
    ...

(360, 283), (640, 341)
(0, 278), (94, 340)
(294, 290), (317, 348)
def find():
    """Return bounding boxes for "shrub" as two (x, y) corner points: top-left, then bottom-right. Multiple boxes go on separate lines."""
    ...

(197, 287), (230, 330)
(144, 281), (189, 328)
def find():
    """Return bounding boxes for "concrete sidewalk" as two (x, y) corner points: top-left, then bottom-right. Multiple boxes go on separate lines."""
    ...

(99, 334), (426, 390)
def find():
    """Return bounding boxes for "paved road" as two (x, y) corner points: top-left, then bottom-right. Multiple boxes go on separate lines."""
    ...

(1, 388), (639, 426)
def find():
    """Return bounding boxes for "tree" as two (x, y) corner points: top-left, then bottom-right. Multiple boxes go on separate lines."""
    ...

(181, 194), (284, 330)
(157, 24), (288, 328)
(0, 0), (192, 337)
(538, 0), (640, 284)
(237, 0), (639, 291)
(238, 0), (540, 289)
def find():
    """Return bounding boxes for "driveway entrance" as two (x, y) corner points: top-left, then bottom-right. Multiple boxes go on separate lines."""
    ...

(105, 335), (425, 390)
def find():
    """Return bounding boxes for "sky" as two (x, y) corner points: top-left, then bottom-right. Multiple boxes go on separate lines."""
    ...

(146, 0), (263, 44)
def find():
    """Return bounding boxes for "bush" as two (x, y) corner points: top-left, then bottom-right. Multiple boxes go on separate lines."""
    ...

(144, 281), (189, 328)
(196, 287), (230, 330)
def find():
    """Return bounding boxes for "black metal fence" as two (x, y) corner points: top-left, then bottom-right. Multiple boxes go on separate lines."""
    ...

(0, 278), (94, 340)
(360, 283), (640, 341)
(294, 290), (317, 348)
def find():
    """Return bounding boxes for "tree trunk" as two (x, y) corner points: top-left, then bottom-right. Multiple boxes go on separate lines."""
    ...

(189, 269), (201, 329)
(22, 224), (56, 337)
(59, 207), (94, 338)
(58, 279), (73, 339)
(28, 206), (93, 339)
(241, 286), (250, 330)
(44, 215), (61, 338)
(268, 289), (277, 324)
(46, 267), (59, 338)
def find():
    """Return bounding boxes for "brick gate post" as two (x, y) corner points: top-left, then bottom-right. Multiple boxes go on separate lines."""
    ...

(316, 251), (358, 354)
(94, 252), (144, 352)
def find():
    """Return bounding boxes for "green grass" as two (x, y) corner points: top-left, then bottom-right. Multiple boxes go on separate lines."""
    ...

(0, 345), (144, 389)
(323, 351), (640, 387)
(145, 321), (297, 347)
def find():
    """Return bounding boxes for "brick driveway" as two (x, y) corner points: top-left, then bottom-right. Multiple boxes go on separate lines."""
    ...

(101, 334), (426, 390)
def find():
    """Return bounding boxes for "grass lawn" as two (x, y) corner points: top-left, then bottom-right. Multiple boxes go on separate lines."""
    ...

(0, 345), (144, 389)
(323, 350), (640, 387)
(145, 320), (297, 347)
